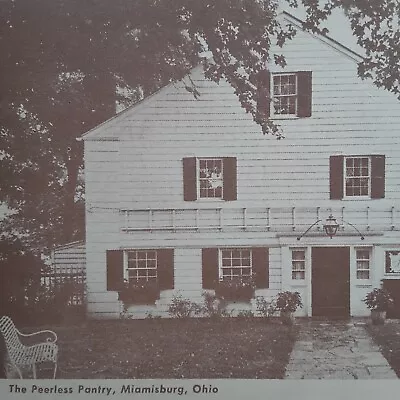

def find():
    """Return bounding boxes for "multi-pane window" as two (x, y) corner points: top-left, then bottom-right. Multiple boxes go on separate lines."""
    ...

(291, 249), (306, 280)
(356, 248), (371, 279)
(272, 74), (297, 115)
(127, 250), (157, 283)
(220, 249), (252, 281)
(199, 158), (223, 199)
(345, 157), (370, 197)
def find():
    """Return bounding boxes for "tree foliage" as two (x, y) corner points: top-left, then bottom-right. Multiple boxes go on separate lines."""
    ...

(0, 0), (398, 253)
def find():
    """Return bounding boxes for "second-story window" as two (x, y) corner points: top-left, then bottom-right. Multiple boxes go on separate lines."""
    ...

(330, 155), (385, 200)
(272, 73), (297, 115)
(199, 158), (223, 199)
(345, 157), (370, 197)
(183, 157), (237, 201)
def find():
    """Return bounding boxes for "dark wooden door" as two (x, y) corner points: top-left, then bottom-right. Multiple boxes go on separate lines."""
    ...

(312, 247), (350, 317)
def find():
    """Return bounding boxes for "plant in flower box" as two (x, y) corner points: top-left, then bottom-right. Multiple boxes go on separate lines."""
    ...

(276, 291), (303, 325)
(363, 287), (394, 325)
(215, 277), (255, 302)
(118, 279), (160, 305)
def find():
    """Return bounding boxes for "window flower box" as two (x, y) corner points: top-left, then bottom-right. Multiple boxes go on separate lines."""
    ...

(118, 280), (160, 305)
(215, 278), (255, 302)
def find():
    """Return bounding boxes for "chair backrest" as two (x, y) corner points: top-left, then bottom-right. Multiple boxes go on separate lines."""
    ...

(0, 316), (22, 351)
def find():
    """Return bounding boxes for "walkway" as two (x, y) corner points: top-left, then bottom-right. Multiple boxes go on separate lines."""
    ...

(285, 319), (397, 379)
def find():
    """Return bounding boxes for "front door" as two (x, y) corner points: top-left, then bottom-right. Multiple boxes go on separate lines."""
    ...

(312, 247), (350, 317)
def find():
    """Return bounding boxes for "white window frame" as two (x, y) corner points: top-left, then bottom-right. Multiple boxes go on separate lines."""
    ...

(219, 248), (252, 282)
(291, 248), (306, 280)
(124, 250), (158, 283)
(355, 247), (371, 280)
(344, 156), (371, 199)
(197, 157), (224, 200)
(271, 73), (298, 117)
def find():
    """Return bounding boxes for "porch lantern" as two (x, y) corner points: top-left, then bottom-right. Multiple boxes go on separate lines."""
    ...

(323, 214), (339, 239)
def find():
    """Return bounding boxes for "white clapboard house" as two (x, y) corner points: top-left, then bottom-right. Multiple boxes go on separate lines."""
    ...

(79, 11), (400, 319)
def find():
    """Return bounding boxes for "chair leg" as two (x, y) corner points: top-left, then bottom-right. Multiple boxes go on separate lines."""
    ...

(14, 364), (23, 379)
(53, 363), (57, 379)
(32, 364), (37, 379)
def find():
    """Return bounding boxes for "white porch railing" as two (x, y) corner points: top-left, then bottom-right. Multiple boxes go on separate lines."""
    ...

(120, 206), (399, 234)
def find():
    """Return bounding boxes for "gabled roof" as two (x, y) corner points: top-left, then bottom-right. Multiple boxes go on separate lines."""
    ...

(79, 10), (363, 141)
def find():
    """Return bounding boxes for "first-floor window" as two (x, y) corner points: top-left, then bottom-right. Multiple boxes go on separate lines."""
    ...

(356, 248), (371, 279)
(291, 248), (306, 280)
(220, 249), (252, 281)
(127, 250), (157, 283)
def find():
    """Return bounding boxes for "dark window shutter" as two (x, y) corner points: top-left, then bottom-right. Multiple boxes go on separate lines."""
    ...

(257, 70), (271, 119)
(183, 157), (197, 201)
(223, 157), (237, 201)
(202, 248), (219, 289)
(157, 249), (174, 290)
(252, 247), (269, 289)
(330, 155), (344, 200)
(297, 71), (312, 117)
(106, 250), (124, 291)
(371, 155), (385, 199)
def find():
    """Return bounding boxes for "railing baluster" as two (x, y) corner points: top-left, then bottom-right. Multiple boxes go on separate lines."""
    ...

(243, 207), (247, 230)
(292, 207), (296, 231)
(391, 206), (395, 231)
(219, 208), (223, 231)
(366, 206), (370, 231)
(195, 209), (199, 231)
(341, 206), (345, 232)
(316, 207), (320, 231)
(172, 209), (176, 231)
(125, 210), (128, 231)
(266, 208), (270, 231)
(148, 209), (153, 232)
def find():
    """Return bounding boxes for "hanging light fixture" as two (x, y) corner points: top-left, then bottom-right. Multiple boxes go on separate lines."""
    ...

(322, 214), (339, 239)
(296, 214), (364, 241)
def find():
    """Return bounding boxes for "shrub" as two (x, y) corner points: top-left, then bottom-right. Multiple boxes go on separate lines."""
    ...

(168, 293), (202, 319)
(276, 291), (303, 313)
(201, 291), (231, 319)
(236, 310), (254, 319)
(256, 296), (278, 319)
(363, 288), (394, 311)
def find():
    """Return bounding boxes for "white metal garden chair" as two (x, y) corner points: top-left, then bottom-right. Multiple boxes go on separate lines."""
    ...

(0, 315), (58, 379)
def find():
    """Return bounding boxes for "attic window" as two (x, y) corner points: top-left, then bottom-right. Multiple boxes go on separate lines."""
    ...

(272, 73), (297, 115)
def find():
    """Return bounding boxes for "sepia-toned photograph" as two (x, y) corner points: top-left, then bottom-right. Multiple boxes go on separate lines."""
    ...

(0, 0), (399, 389)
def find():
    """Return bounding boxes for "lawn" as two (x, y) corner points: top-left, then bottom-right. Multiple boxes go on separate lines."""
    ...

(366, 319), (400, 378)
(52, 318), (297, 379)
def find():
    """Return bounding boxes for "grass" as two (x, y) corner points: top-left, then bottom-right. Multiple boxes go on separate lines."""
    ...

(51, 318), (298, 379)
(365, 319), (400, 378)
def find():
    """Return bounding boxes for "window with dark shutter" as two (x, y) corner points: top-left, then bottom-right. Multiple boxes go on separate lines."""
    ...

(106, 250), (124, 291)
(271, 71), (312, 117)
(371, 155), (385, 199)
(202, 248), (219, 289)
(297, 71), (312, 117)
(330, 155), (344, 200)
(157, 249), (175, 290)
(252, 247), (269, 289)
(223, 157), (237, 201)
(183, 157), (197, 201)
